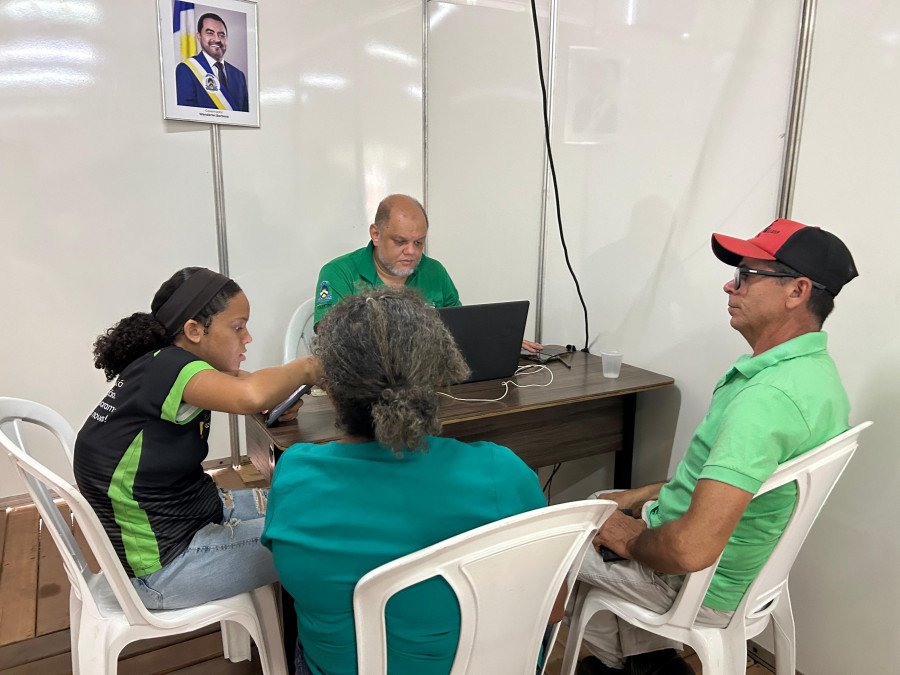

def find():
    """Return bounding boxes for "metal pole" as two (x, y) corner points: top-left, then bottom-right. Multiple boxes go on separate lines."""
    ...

(777, 0), (818, 218)
(422, 0), (430, 219)
(210, 124), (242, 469)
(534, 0), (558, 343)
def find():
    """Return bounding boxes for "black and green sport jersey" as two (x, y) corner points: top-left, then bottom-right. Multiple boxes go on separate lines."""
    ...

(74, 346), (223, 577)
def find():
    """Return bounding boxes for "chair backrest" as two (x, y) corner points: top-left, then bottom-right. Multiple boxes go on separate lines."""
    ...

(353, 499), (618, 675)
(0, 397), (166, 626)
(0, 397), (77, 466)
(283, 298), (316, 363)
(664, 421), (872, 630)
(739, 421), (871, 621)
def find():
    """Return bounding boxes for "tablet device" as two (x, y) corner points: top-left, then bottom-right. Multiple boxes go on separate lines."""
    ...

(521, 344), (570, 363)
(265, 384), (312, 427)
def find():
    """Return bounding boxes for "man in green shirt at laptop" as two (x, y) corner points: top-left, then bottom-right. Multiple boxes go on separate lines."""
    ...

(576, 219), (858, 675)
(313, 194), (461, 326)
(313, 193), (542, 350)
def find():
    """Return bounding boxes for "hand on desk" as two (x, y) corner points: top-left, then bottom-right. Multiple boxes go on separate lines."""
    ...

(595, 482), (665, 515)
(521, 339), (544, 353)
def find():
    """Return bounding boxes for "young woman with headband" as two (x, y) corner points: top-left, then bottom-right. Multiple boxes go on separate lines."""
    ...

(73, 266), (320, 610)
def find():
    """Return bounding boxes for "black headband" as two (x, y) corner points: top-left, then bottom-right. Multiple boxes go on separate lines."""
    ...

(153, 268), (232, 335)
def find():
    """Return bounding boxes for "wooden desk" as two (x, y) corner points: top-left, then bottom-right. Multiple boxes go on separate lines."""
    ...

(245, 352), (673, 488)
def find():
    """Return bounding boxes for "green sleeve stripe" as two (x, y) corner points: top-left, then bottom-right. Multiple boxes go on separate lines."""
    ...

(108, 431), (162, 576)
(161, 360), (214, 423)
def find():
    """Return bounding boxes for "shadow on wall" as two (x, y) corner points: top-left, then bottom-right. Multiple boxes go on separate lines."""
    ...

(582, 197), (684, 353)
(633, 385), (682, 486)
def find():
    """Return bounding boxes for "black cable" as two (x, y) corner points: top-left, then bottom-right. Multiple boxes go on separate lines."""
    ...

(542, 462), (562, 495)
(529, 0), (591, 353)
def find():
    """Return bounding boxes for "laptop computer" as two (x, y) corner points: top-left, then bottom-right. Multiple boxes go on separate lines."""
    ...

(437, 301), (529, 383)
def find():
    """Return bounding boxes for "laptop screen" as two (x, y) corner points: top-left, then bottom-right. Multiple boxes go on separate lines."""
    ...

(437, 301), (529, 383)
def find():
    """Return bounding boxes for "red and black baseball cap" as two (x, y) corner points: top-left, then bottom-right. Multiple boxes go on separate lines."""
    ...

(712, 219), (858, 296)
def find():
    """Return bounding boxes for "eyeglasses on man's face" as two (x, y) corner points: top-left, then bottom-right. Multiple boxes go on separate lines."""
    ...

(732, 266), (826, 291)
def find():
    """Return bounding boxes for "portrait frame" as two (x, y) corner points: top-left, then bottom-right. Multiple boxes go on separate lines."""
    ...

(157, 0), (260, 127)
(562, 46), (620, 146)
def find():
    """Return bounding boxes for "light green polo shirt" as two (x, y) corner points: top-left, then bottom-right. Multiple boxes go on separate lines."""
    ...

(646, 331), (849, 611)
(314, 241), (461, 325)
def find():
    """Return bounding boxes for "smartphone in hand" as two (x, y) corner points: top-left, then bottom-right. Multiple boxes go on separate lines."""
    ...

(265, 384), (312, 427)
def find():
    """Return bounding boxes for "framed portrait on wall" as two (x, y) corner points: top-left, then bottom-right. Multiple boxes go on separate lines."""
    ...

(157, 0), (259, 127)
(562, 46), (620, 145)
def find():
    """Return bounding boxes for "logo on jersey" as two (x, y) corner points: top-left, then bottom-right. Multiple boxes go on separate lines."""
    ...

(317, 280), (332, 303)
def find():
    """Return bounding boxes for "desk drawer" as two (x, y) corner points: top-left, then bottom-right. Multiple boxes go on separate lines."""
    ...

(441, 397), (624, 470)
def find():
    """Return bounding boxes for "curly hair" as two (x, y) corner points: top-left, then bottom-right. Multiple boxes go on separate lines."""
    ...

(315, 287), (470, 453)
(92, 267), (241, 381)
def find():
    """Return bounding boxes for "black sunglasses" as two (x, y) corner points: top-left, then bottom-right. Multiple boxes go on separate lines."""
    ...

(733, 267), (826, 291)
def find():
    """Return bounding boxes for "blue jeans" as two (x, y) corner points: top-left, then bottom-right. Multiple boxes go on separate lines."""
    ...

(131, 488), (278, 610)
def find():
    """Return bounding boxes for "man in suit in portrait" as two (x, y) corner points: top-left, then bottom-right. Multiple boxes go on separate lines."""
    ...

(175, 12), (249, 112)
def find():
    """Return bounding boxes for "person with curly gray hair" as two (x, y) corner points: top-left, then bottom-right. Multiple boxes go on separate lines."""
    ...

(262, 287), (548, 675)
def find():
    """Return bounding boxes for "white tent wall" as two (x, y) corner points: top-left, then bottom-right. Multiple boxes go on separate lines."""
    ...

(2, 1), (897, 671)
(224, 1), (425, 455)
(784, 1), (899, 671)
(536, 1), (898, 672)
(425, 0), (550, 335)
(2, 0), (221, 493)
(538, 0), (801, 500)
(0, 0), (424, 496)
(226, 1), (425, 368)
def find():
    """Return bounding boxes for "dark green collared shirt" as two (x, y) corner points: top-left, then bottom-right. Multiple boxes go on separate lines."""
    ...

(314, 241), (461, 324)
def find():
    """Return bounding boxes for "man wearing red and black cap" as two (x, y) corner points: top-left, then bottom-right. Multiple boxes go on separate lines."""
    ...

(712, 218), (858, 345)
(574, 220), (858, 675)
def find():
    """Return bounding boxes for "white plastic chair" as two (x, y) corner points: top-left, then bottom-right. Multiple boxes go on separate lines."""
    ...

(283, 298), (316, 363)
(0, 397), (288, 675)
(353, 499), (619, 675)
(561, 421), (872, 675)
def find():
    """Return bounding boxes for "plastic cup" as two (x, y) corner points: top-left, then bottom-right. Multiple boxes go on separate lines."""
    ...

(600, 350), (623, 378)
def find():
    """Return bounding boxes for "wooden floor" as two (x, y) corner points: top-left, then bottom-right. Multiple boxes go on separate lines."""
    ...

(1, 464), (772, 674)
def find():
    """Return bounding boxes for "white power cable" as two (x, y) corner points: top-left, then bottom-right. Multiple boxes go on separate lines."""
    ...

(437, 364), (554, 403)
